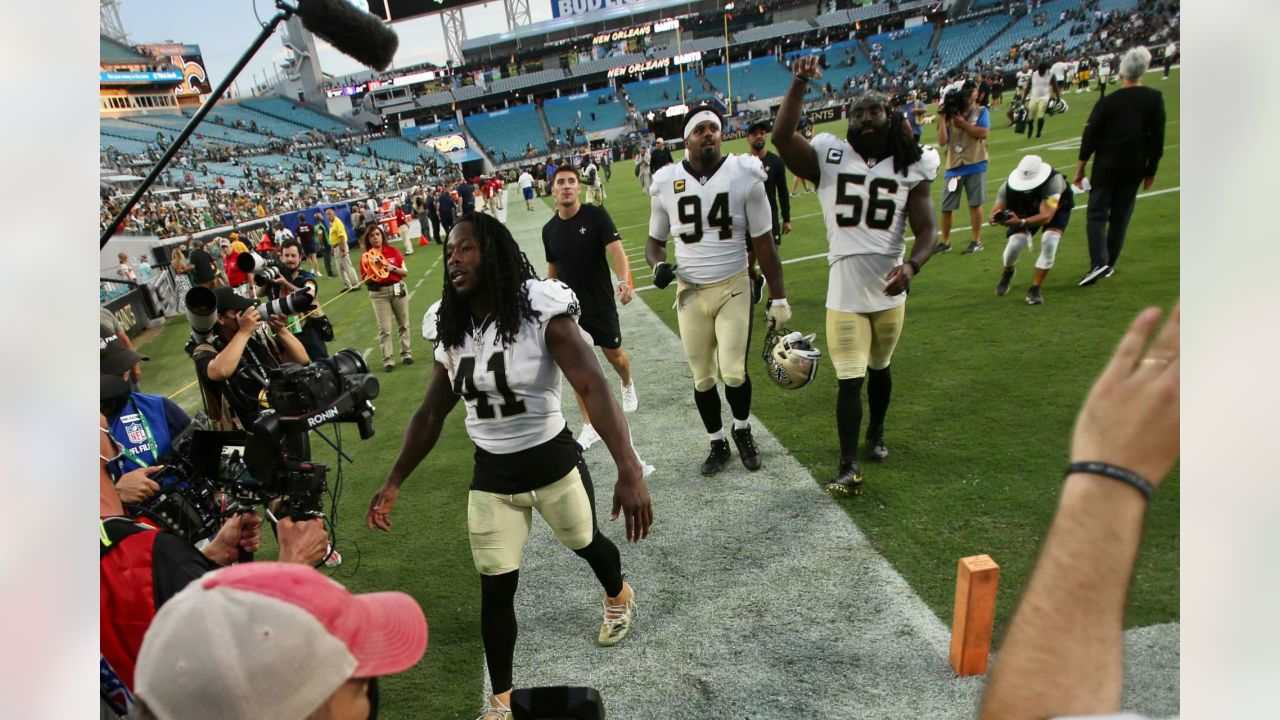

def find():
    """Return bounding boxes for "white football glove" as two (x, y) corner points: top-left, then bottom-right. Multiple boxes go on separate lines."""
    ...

(766, 298), (791, 329)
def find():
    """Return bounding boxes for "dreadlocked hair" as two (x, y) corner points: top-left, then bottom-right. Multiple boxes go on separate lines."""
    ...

(436, 212), (542, 349)
(885, 112), (924, 177)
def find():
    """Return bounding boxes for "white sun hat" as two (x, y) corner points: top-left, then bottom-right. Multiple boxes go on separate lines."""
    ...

(1008, 155), (1053, 191)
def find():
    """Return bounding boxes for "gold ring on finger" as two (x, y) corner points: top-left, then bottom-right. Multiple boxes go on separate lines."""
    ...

(1139, 356), (1173, 367)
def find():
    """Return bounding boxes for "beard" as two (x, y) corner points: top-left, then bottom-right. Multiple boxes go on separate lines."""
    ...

(847, 124), (890, 161)
(751, 139), (765, 151)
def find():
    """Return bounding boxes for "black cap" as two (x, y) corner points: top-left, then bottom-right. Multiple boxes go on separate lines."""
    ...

(100, 334), (148, 376)
(747, 119), (772, 134)
(214, 286), (255, 313)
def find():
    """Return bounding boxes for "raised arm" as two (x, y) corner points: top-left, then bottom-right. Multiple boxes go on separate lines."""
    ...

(771, 56), (822, 185)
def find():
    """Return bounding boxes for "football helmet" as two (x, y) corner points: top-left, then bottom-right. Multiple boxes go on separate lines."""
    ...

(762, 325), (822, 390)
(1047, 97), (1069, 115)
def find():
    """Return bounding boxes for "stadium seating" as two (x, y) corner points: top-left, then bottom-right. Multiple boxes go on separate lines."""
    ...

(935, 16), (1012, 71)
(99, 132), (150, 155)
(623, 72), (714, 112)
(703, 57), (795, 102)
(200, 104), (311, 139)
(123, 114), (273, 148)
(1096, 0), (1141, 12)
(869, 24), (936, 75)
(543, 88), (627, 133)
(241, 97), (354, 134)
(464, 104), (546, 161)
(976, 0), (1076, 66)
(969, 0), (1006, 8)
(412, 119), (460, 139)
(365, 136), (442, 166)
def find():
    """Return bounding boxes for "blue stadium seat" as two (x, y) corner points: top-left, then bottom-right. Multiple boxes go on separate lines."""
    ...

(543, 88), (627, 133)
(465, 104), (546, 162)
(935, 16), (1013, 71)
(868, 24), (936, 75)
(703, 57), (794, 102)
(623, 72), (713, 112)
(241, 97), (354, 134)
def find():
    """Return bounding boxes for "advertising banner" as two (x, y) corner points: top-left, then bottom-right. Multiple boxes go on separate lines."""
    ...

(135, 43), (213, 97)
(552, 0), (649, 20)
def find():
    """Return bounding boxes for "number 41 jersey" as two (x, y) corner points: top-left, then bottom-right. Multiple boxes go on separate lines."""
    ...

(423, 278), (581, 454)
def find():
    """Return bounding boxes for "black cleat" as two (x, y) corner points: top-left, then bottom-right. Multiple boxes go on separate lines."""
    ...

(995, 268), (1015, 296)
(825, 461), (864, 496)
(731, 425), (762, 471)
(866, 425), (888, 461)
(1078, 265), (1110, 287)
(1025, 286), (1044, 305)
(962, 240), (985, 254)
(933, 242), (952, 255)
(701, 439), (732, 476)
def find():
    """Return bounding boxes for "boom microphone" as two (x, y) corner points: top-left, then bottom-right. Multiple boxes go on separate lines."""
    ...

(296, 0), (399, 72)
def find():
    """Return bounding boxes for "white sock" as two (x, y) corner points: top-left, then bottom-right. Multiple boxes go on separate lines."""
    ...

(708, 430), (725, 442)
(733, 419), (750, 431)
(580, 424), (594, 436)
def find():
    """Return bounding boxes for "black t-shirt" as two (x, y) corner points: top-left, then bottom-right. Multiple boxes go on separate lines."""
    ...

(297, 221), (314, 245)
(194, 335), (280, 427)
(542, 204), (621, 320)
(650, 147), (674, 174)
(189, 249), (216, 282)
(758, 151), (790, 231)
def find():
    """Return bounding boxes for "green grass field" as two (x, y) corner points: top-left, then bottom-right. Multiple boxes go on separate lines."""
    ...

(131, 73), (1179, 718)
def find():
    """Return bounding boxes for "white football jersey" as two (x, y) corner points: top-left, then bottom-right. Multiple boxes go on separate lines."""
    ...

(1016, 69), (1033, 89)
(648, 154), (772, 285)
(1029, 71), (1054, 100)
(810, 133), (939, 313)
(1050, 61), (1071, 84)
(424, 279), (581, 454)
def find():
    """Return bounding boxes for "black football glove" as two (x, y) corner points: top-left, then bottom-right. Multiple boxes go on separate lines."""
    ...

(653, 262), (677, 290)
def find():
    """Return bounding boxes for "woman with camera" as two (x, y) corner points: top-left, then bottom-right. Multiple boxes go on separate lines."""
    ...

(359, 224), (413, 372)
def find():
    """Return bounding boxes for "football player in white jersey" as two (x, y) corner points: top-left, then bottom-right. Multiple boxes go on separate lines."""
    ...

(366, 213), (653, 720)
(645, 106), (790, 476)
(773, 55), (939, 496)
(1025, 61), (1061, 139)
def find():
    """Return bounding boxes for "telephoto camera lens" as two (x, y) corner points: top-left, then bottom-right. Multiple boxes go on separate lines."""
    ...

(236, 251), (268, 274)
(253, 266), (283, 286)
(256, 288), (314, 318)
(185, 286), (218, 334)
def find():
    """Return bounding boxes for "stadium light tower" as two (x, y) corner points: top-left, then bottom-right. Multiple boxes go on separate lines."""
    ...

(504, 0), (532, 31)
(100, 0), (129, 44)
(441, 8), (467, 65)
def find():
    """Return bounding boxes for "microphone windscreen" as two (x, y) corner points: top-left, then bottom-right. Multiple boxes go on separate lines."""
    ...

(297, 0), (399, 72)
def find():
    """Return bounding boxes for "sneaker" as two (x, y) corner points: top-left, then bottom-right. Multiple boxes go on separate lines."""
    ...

(403, 357), (414, 365)
(1025, 286), (1044, 305)
(621, 382), (638, 413)
(598, 583), (636, 646)
(475, 694), (512, 720)
(866, 425), (888, 461)
(962, 240), (985, 254)
(1078, 265), (1110, 287)
(1104, 266), (1115, 278)
(701, 439), (732, 476)
(384, 363), (394, 372)
(933, 242), (953, 255)
(577, 424), (602, 451)
(323, 547), (342, 568)
(995, 268), (1015, 296)
(825, 460), (864, 496)
(731, 425), (762, 471)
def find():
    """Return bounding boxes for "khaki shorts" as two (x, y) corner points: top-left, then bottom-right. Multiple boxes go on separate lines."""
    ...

(674, 271), (753, 391)
(468, 467), (595, 576)
(826, 304), (906, 380)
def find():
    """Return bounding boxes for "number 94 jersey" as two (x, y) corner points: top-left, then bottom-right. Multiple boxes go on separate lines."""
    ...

(423, 278), (581, 454)
(811, 133), (939, 260)
(649, 154), (772, 285)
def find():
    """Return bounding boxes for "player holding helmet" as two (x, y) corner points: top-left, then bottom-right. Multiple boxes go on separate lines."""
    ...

(772, 55), (939, 496)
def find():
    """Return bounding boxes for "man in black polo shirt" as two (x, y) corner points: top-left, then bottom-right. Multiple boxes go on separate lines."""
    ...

(542, 166), (639, 451)
(187, 239), (218, 289)
(746, 119), (791, 304)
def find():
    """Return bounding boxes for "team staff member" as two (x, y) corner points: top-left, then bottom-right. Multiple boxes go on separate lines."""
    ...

(935, 80), (990, 255)
(277, 239), (330, 359)
(774, 56), (939, 495)
(328, 207), (360, 291)
(543, 166), (639, 452)
(367, 213), (652, 720)
(649, 137), (673, 175)
(746, 119), (792, 305)
(358, 225), (413, 373)
(646, 106), (790, 476)
(989, 155), (1074, 305)
(187, 239), (219, 289)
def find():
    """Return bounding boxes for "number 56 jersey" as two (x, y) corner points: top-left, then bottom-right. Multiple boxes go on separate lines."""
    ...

(423, 278), (581, 454)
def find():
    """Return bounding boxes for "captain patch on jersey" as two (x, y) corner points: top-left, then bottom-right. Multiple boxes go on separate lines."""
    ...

(648, 154), (773, 285)
(423, 278), (582, 454)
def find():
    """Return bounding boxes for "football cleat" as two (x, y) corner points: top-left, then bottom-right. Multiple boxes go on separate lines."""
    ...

(866, 426), (888, 461)
(962, 240), (984, 254)
(996, 268), (1015, 296)
(1025, 286), (1044, 305)
(731, 425), (762, 471)
(933, 242), (953, 255)
(762, 325), (822, 390)
(701, 439), (732, 476)
(577, 424), (602, 451)
(825, 461), (864, 496)
(475, 694), (512, 720)
(621, 382), (638, 413)
(598, 583), (636, 646)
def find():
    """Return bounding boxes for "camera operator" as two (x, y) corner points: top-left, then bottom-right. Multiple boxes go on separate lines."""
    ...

(100, 426), (330, 717)
(936, 80), (991, 255)
(276, 238), (331, 361)
(192, 286), (310, 430)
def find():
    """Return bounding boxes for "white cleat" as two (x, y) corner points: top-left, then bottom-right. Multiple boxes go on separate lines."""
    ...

(621, 382), (638, 413)
(577, 424), (602, 451)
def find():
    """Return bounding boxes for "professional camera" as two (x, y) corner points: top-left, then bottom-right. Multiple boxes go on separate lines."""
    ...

(237, 251), (286, 287)
(993, 209), (1014, 223)
(185, 286), (218, 338)
(130, 413), (223, 545)
(941, 85), (969, 116)
(256, 288), (314, 319)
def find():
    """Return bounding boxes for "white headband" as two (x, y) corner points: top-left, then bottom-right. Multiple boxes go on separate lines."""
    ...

(683, 110), (722, 140)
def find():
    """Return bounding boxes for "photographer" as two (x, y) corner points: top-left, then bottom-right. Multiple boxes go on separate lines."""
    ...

(192, 286), (310, 429)
(277, 238), (331, 361)
(936, 80), (991, 255)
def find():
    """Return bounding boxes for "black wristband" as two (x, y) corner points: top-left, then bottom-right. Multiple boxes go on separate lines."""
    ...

(1065, 461), (1154, 502)
(907, 259), (922, 275)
